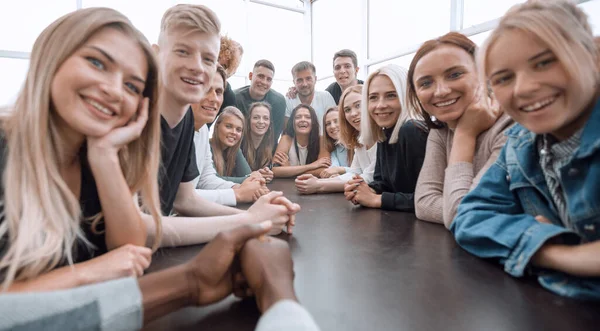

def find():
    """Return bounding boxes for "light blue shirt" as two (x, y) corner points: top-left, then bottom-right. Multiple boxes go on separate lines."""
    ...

(330, 144), (351, 174)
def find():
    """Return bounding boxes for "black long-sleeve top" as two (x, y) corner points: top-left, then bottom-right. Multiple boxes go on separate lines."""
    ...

(369, 120), (429, 211)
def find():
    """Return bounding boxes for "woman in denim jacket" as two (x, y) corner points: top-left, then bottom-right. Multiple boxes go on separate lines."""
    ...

(451, 0), (600, 300)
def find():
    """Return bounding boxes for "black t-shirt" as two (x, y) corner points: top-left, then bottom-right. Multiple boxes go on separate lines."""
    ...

(325, 80), (364, 105)
(0, 133), (106, 266)
(158, 108), (200, 215)
(207, 81), (237, 129)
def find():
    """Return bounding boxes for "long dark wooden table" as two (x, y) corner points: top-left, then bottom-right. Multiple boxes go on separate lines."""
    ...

(144, 179), (600, 331)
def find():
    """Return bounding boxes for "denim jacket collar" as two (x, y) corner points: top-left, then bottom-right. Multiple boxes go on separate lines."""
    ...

(505, 96), (600, 163)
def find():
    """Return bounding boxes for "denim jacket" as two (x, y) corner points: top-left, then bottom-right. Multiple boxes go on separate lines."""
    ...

(451, 96), (600, 300)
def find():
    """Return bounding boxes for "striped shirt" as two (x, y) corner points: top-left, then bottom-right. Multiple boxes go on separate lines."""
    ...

(537, 129), (583, 229)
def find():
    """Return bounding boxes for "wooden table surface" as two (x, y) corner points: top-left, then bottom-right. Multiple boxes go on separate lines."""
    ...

(144, 179), (600, 331)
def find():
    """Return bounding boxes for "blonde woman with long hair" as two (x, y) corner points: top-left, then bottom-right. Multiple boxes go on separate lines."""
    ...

(343, 64), (429, 210)
(0, 7), (162, 292)
(452, 0), (600, 299)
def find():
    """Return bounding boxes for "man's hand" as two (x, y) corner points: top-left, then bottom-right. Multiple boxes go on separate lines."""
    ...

(239, 237), (297, 312)
(184, 221), (273, 306)
(234, 176), (267, 203)
(246, 191), (300, 235)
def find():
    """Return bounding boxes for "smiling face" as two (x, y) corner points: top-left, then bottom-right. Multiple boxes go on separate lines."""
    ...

(293, 69), (316, 98)
(157, 26), (220, 107)
(413, 45), (479, 128)
(50, 27), (148, 139)
(293, 107), (312, 135)
(333, 56), (358, 88)
(367, 75), (401, 129)
(249, 105), (271, 137)
(325, 110), (340, 140)
(249, 66), (274, 100)
(217, 114), (243, 148)
(342, 91), (362, 131)
(192, 72), (224, 128)
(486, 30), (596, 140)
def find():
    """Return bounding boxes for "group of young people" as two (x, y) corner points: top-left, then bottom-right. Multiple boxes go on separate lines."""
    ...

(0, 0), (599, 330)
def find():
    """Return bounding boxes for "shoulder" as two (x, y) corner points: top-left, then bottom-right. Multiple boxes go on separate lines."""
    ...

(267, 89), (286, 103)
(400, 120), (429, 137)
(225, 82), (234, 93)
(325, 82), (338, 93)
(233, 85), (249, 95)
(428, 126), (449, 144)
(316, 91), (335, 104)
(490, 113), (516, 137)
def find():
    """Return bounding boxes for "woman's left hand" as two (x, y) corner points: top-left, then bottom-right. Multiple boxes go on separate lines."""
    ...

(258, 167), (274, 183)
(347, 181), (381, 208)
(320, 167), (343, 178)
(87, 97), (149, 157)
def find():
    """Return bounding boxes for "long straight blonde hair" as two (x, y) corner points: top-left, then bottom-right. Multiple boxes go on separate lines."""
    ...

(360, 64), (422, 147)
(478, 0), (599, 109)
(0, 7), (163, 289)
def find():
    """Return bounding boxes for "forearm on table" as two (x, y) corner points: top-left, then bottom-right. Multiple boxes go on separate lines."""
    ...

(6, 262), (101, 292)
(442, 162), (475, 228)
(272, 165), (315, 178)
(142, 212), (252, 247)
(449, 132), (477, 164)
(532, 242), (600, 278)
(174, 190), (242, 217)
(89, 154), (147, 249)
(139, 264), (193, 324)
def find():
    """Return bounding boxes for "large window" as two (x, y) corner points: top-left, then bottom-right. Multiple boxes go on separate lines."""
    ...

(246, 2), (307, 91)
(462, 0), (525, 28)
(0, 0), (76, 52)
(368, 0), (450, 60)
(0, 58), (29, 106)
(312, 0), (363, 82)
(368, 53), (415, 74)
(580, 0), (600, 35)
(82, 0), (174, 44)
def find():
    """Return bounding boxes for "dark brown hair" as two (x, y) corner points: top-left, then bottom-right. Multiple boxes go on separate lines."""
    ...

(284, 104), (320, 164)
(333, 49), (358, 68)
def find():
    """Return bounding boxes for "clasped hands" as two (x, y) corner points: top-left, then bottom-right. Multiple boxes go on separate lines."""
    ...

(185, 221), (297, 313)
(343, 174), (381, 208)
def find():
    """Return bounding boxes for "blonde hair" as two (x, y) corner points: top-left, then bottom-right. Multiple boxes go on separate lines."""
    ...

(338, 85), (363, 164)
(219, 35), (244, 78)
(211, 106), (246, 176)
(159, 4), (221, 45)
(0, 7), (162, 289)
(360, 64), (421, 147)
(478, 0), (599, 107)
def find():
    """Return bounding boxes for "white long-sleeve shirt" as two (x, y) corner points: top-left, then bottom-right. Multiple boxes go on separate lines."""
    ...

(338, 144), (377, 183)
(191, 125), (237, 206)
